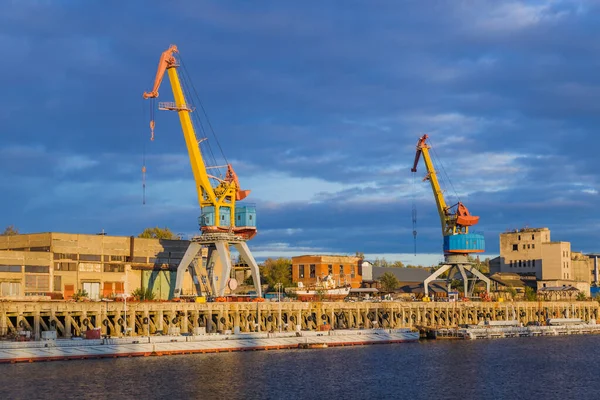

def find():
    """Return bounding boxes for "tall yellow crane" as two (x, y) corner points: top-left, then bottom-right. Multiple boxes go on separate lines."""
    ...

(143, 45), (261, 299)
(411, 134), (489, 298)
(143, 45), (255, 240)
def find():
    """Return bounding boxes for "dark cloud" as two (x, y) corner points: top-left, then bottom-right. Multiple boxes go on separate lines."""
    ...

(1, 1), (599, 262)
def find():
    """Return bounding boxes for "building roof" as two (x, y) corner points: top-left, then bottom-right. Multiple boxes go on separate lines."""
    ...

(489, 273), (527, 288)
(372, 267), (431, 282)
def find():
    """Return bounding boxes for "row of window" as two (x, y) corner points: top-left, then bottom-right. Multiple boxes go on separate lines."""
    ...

(517, 234), (536, 240)
(509, 260), (537, 268)
(512, 243), (536, 251)
(297, 264), (355, 279)
(53, 254), (182, 264)
(0, 265), (49, 274)
(562, 251), (570, 258)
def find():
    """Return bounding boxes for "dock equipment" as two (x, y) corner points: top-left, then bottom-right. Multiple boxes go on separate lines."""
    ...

(143, 45), (261, 298)
(411, 134), (490, 296)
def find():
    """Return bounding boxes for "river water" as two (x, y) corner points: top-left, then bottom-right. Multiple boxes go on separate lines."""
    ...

(1, 336), (598, 400)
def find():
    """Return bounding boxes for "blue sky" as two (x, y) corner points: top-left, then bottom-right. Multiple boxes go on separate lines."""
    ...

(1, 0), (599, 266)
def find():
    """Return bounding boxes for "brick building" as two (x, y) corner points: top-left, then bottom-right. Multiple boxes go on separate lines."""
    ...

(291, 255), (362, 289)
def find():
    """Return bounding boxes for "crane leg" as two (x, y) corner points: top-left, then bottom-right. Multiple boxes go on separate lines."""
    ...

(233, 242), (262, 297)
(424, 264), (452, 297)
(214, 241), (233, 297)
(174, 242), (202, 298)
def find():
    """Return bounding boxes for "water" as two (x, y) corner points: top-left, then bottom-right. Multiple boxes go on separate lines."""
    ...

(1, 336), (599, 400)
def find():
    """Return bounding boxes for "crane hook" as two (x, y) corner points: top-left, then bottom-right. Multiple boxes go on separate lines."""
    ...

(150, 120), (155, 141)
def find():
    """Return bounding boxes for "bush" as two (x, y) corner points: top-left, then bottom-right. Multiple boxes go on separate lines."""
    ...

(132, 288), (156, 301)
(72, 289), (88, 302)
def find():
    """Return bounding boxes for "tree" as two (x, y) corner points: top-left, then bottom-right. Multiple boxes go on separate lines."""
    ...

(379, 272), (399, 293)
(1, 225), (19, 236)
(390, 261), (405, 268)
(355, 251), (365, 260)
(138, 227), (180, 239)
(524, 286), (537, 301)
(260, 258), (292, 290)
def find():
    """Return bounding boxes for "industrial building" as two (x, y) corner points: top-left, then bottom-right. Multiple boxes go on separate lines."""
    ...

(0, 233), (204, 300)
(291, 255), (363, 289)
(490, 227), (593, 296)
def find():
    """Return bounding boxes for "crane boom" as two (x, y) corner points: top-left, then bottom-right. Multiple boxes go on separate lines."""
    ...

(411, 134), (479, 237)
(143, 45), (254, 238)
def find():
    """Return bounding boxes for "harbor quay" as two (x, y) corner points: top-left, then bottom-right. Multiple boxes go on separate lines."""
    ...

(1, 300), (598, 340)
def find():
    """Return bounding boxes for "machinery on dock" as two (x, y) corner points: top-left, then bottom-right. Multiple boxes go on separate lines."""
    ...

(143, 44), (261, 299)
(411, 134), (490, 297)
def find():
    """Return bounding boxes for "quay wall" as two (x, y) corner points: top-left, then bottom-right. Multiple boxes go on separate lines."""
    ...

(0, 301), (597, 340)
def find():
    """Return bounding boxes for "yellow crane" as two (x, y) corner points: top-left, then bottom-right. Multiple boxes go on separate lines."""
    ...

(143, 44), (255, 240)
(143, 45), (261, 299)
(411, 134), (489, 298)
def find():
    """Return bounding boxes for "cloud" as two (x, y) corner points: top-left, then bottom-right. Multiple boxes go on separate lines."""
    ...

(1, 0), (599, 262)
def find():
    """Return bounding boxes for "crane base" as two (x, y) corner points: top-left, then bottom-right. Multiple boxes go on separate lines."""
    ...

(424, 255), (490, 298)
(173, 232), (262, 299)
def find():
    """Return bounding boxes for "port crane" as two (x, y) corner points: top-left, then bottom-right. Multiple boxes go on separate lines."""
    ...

(143, 44), (262, 298)
(411, 134), (490, 297)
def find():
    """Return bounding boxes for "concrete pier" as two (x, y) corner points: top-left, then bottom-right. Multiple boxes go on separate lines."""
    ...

(0, 301), (597, 339)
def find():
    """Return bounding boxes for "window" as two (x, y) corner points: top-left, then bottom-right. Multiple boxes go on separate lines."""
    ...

(54, 262), (77, 272)
(309, 264), (316, 278)
(351, 266), (356, 278)
(299, 265), (305, 279)
(30, 246), (50, 252)
(79, 254), (102, 262)
(54, 253), (78, 260)
(532, 244), (535, 249)
(532, 234), (535, 240)
(104, 264), (125, 273)
(0, 265), (21, 273)
(518, 235), (521, 240)
(523, 244), (526, 250)
(131, 256), (147, 263)
(25, 265), (49, 274)
(339, 265), (344, 275)
(53, 276), (62, 292)
(249, 215), (252, 220)
(527, 244), (531, 249)
(25, 275), (49, 291)
(518, 260), (522, 267)
(0, 282), (20, 297)
(512, 244), (518, 251)
(110, 255), (125, 262)
(509, 260), (513, 267)
(328, 264), (333, 275)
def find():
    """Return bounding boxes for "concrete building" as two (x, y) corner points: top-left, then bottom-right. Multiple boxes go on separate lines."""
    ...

(291, 255), (362, 289)
(491, 227), (590, 296)
(0, 233), (203, 300)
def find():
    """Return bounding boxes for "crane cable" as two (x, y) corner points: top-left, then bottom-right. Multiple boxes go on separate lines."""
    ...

(141, 98), (149, 205)
(411, 172), (417, 256)
(179, 54), (229, 180)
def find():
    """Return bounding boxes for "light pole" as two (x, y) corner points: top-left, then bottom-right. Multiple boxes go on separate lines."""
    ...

(276, 283), (282, 333)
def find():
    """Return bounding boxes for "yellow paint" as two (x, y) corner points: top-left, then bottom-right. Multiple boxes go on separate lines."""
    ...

(418, 141), (468, 236)
(165, 67), (239, 224)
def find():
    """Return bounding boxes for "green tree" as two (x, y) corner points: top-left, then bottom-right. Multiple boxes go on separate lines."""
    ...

(524, 286), (537, 301)
(1, 225), (19, 236)
(260, 258), (292, 290)
(355, 251), (365, 259)
(138, 227), (180, 239)
(379, 272), (399, 293)
(390, 261), (405, 268)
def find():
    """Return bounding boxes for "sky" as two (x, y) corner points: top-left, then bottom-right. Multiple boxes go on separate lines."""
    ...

(1, 0), (599, 266)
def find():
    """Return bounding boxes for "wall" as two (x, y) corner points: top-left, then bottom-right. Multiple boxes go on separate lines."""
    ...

(292, 255), (362, 288)
(0, 233), (201, 300)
